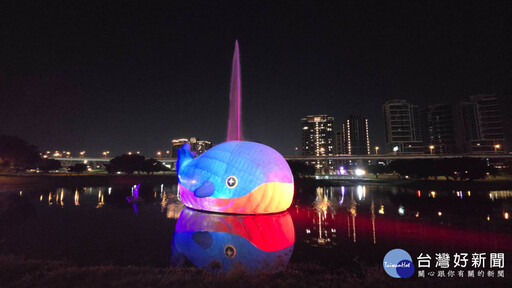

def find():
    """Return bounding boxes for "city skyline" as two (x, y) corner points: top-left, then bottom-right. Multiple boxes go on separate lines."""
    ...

(16, 93), (510, 158)
(1, 1), (511, 155)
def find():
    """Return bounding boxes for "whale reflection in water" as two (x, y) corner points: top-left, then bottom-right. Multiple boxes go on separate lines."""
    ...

(171, 208), (295, 272)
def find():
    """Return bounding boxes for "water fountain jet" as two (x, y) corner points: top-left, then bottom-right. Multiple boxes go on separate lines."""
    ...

(226, 40), (242, 141)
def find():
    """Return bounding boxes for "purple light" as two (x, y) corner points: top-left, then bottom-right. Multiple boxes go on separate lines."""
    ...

(339, 186), (345, 205)
(338, 166), (347, 175)
(126, 184), (141, 203)
(133, 184), (140, 198)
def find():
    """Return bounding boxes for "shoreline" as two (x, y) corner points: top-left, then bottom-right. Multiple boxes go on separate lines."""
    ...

(0, 174), (177, 189)
(296, 176), (512, 190)
(1, 173), (512, 191)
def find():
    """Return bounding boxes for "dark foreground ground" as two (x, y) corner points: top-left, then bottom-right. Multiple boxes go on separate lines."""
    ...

(0, 255), (510, 288)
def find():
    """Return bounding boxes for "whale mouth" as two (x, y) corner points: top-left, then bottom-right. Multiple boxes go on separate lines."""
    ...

(193, 181), (216, 198)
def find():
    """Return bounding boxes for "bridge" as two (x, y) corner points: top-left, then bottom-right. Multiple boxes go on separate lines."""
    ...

(53, 157), (178, 170)
(285, 153), (512, 161)
(53, 153), (512, 170)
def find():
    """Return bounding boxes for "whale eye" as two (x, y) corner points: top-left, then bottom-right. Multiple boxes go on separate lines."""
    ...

(226, 176), (238, 188)
(224, 245), (236, 259)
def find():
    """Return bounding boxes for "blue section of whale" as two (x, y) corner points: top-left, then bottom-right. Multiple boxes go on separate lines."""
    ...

(177, 141), (293, 199)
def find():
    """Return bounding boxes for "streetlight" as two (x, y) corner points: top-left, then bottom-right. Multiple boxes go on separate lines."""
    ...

(166, 150), (170, 158)
(429, 145), (434, 155)
(375, 146), (379, 155)
(79, 151), (86, 158)
(494, 144), (501, 153)
(157, 151), (162, 158)
(102, 151), (110, 158)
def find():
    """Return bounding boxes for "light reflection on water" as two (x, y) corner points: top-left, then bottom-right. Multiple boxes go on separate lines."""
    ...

(171, 208), (294, 272)
(1, 184), (512, 269)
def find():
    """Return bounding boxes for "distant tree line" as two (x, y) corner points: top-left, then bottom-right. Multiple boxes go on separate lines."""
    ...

(105, 154), (170, 175)
(369, 158), (494, 181)
(288, 158), (494, 180)
(0, 135), (64, 173)
(0, 135), (41, 173)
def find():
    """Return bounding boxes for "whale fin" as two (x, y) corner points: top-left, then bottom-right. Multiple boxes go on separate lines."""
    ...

(177, 143), (194, 176)
(194, 181), (215, 198)
(191, 231), (213, 249)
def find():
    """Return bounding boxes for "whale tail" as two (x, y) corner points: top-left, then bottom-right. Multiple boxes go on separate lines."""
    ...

(177, 143), (194, 177)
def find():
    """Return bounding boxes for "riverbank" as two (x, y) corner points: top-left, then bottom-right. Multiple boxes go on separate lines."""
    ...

(0, 255), (509, 288)
(2, 173), (512, 191)
(296, 175), (512, 190)
(0, 174), (177, 189)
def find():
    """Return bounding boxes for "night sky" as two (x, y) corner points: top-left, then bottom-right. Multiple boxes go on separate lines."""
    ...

(1, 1), (511, 156)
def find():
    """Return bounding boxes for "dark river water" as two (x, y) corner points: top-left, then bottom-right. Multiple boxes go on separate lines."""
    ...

(1, 183), (511, 272)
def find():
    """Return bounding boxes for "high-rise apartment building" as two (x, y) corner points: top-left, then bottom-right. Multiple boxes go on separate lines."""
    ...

(189, 137), (213, 156)
(341, 114), (370, 155)
(171, 138), (189, 158)
(301, 115), (335, 173)
(420, 104), (457, 154)
(456, 94), (504, 153)
(301, 115), (335, 156)
(334, 131), (344, 155)
(382, 99), (423, 153)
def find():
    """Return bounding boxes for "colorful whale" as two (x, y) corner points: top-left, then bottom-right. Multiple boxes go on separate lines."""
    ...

(170, 208), (295, 272)
(177, 141), (294, 214)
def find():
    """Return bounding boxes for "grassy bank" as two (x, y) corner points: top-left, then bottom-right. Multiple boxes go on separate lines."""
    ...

(0, 174), (177, 189)
(0, 255), (509, 288)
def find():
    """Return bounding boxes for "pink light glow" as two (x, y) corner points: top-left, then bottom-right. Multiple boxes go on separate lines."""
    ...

(227, 40), (242, 141)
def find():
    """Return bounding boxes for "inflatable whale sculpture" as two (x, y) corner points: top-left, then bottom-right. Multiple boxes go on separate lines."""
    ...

(171, 208), (295, 272)
(177, 141), (294, 214)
